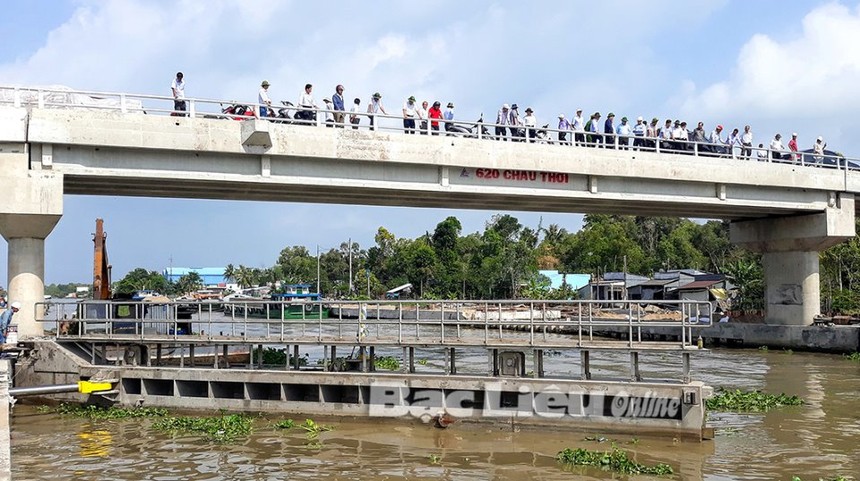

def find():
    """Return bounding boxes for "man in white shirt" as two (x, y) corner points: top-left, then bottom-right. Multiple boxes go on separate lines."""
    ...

(258, 80), (272, 118)
(523, 107), (537, 142)
(349, 98), (362, 130)
(402, 96), (419, 134)
(710, 125), (724, 156)
(297, 83), (318, 122)
(418, 100), (429, 134)
(171, 72), (186, 116)
(740, 125), (753, 159)
(322, 98), (334, 126)
(631, 116), (646, 150)
(616, 117), (632, 150)
(572, 108), (585, 145)
(444, 102), (455, 132)
(813, 136), (827, 162)
(495, 104), (511, 140)
(769, 134), (786, 160)
(367, 92), (387, 129)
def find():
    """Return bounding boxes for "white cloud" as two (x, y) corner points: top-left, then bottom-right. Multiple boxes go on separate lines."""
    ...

(679, 2), (860, 118)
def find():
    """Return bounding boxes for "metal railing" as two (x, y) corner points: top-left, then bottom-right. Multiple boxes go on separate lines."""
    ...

(1, 85), (853, 174)
(36, 298), (713, 350)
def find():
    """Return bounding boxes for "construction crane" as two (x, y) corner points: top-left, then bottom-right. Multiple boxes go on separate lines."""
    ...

(92, 218), (112, 300)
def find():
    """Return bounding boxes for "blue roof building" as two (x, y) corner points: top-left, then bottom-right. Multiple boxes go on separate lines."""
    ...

(162, 267), (227, 286)
(538, 270), (591, 290)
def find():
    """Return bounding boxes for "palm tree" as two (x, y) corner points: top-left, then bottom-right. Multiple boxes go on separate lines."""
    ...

(223, 264), (236, 284)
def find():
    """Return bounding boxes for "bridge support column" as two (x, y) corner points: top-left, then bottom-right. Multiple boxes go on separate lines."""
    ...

(0, 152), (63, 338)
(730, 195), (855, 325)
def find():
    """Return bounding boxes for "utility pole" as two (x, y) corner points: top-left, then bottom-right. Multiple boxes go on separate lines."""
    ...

(316, 245), (321, 296)
(623, 255), (628, 301)
(348, 238), (354, 294)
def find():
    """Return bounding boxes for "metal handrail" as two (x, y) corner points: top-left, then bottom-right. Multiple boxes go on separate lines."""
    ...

(36, 298), (714, 349)
(1, 85), (852, 172)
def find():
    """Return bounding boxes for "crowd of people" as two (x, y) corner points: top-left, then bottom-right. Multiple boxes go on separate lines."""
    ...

(169, 72), (834, 162)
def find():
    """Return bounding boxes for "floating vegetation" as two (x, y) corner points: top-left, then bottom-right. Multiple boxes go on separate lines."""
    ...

(556, 447), (673, 476)
(428, 454), (441, 464)
(374, 355), (400, 371)
(417, 359), (429, 366)
(758, 346), (769, 351)
(273, 419), (295, 429)
(792, 476), (851, 481)
(706, 388), (803, 412)
(52, 403), (167, 420)
(152, 413), (253, 443)
(299, 418), (333, 440)
(845, 352), (860, 362)
(253, 347), (307, 366)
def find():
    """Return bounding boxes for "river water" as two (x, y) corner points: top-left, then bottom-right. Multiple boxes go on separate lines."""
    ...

(8, 335), (860, 479)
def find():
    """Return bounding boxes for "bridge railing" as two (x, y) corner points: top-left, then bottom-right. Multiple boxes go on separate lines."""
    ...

(2, 84), (852, 172)
(36, 298), (714, 349)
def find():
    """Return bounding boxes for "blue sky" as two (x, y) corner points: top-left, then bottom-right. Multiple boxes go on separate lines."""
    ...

(2, 0), (859, 285)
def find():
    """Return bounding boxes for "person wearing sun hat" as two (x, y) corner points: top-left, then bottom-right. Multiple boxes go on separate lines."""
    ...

(571, 108), (585, 145)
(632, 116), (646, 150)
(0, 301), (20, 345)
(258, 80), (272, 118)
(495, 103), (512, 140)
(788, 132), (799, 162)
(557, 113), (571, 144)
(402, 95), (419, 134)
(603, 112), (616, 149)
(711, 124), (725, 156)
(367, 92), (387, 129)
(615, 116), (631, 149)
(523, 107), (537, 142)
(444, 102), (455, 132)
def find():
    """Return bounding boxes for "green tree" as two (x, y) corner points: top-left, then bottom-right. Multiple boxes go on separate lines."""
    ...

(174, 272), (204, 295)
(114, 268), (169, 295)
(276, 246), (316, 284)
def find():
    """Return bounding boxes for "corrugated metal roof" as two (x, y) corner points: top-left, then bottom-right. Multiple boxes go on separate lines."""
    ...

(635, 278), (674, 287)
(676, 279), (722, 290)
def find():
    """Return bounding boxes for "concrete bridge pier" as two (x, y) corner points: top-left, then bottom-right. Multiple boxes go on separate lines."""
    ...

(0, 150), (63, 338)
(730, 195), (856, 325)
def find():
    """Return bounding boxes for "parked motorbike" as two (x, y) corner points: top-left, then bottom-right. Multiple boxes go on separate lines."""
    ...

(447, 114), (491, 139)
(219, 103), (255, 120)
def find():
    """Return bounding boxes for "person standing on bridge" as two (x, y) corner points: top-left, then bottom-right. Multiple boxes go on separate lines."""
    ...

(332, 85), (345, 126)
(297, 84), (318, 122)
(444, 102), (455, 132)
(616, 117), (631, 150)
(495, 104), (511, 140)
(367, 92), (387, 129)
(523, 107), (537, 142)
(603, 113), (616, 149)
(646, 118), (659, 150)
(557, 114), (570, 145)
(171, 72), (186, 116)
(402, 96), (420, 134)
(0, 301), (19, 345)
(710, 125), (724, 156)
(788, 133), (799, 163)
(740, 125), (753, 160)
(258, 80), (272, 118)
(350, 98), (362, 129)
(572, 109), (585, 146)
(631, 117), (646, 150)
(726, 127), (741, 158)
(428, 101), (443, 134)
(418, 100), (429, 134)
(770, 133), (786, 160)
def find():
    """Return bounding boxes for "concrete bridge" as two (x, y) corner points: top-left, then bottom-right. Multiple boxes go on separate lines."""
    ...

(1, 88), (857, 333)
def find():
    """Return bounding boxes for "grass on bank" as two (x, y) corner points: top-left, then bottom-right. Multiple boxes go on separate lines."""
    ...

(556, 446), (673, 476)
(706, 388), (803, 412)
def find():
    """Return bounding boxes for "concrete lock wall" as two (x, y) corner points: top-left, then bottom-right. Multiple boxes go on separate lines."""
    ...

(0, 147), (63, 337)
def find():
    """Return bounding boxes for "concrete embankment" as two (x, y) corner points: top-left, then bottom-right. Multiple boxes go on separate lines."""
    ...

(583, 323), (860, 354)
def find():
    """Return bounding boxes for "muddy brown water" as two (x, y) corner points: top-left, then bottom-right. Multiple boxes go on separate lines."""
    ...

(9, 347), (860, 480)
